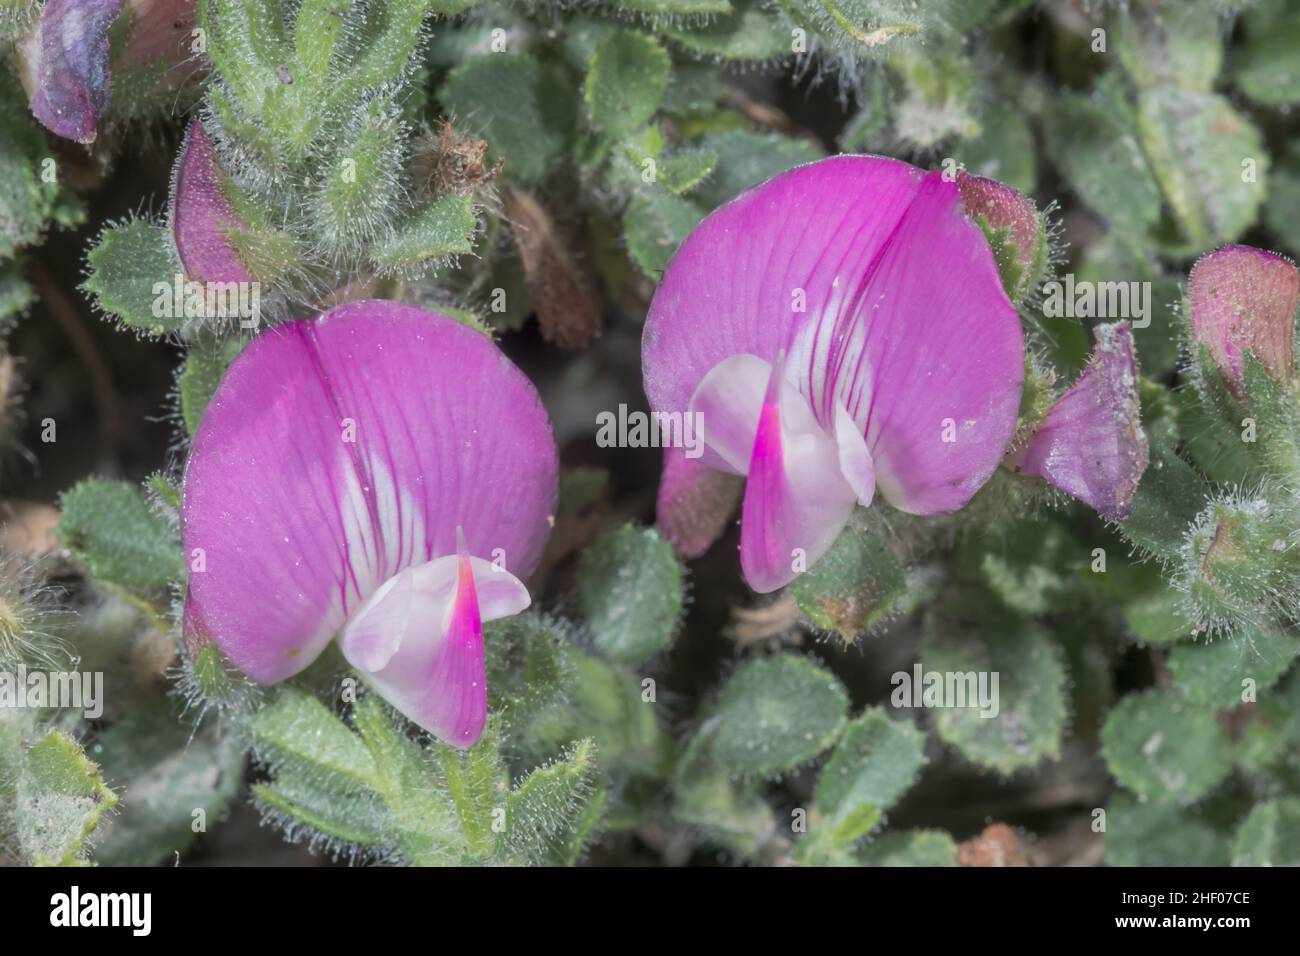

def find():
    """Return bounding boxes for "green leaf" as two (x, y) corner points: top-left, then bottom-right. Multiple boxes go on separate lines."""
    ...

(13, 728), (118, 866)
(1101, 690), (1232, 805)
(251, 770), (391, 848)
(711, 655), (849, 775)
(813, 709), (926, 846)
(959, 102), (1036, 195)
(1235, 695), (1294, 775)
(199, 0), (288, 136)
(91, 700), (244, 866)
(349, 696), (466, 865)
(603, 0), (731, 14)
(0, 259), (34, 322)
(858, 829), (959, 866)
(251, 688), (380, 791)
(1179, 376), (1264, 486)
(58, 480), (183, 599)
(661, 7), (790, 62)
(557, 786), (607, 866)
(1235, 0), (1300, 106)
(1136, 87), (1267, 251)
(791, 511), (906, 638)
(528, 648), (670, 776)
(1232, 798), (1300, 866)
(623, 191), (704, 278)
(1123, 590), (1195, 645)
(692, 129), (824, 209)
(1267, 141), (1300, 256)
(293, 0), (351, 91)
(429, 716), (508, 860)
(577, 524), (683, 666)
(661, 65), (729, 117)
(672, 728), (774, 858)
(250, 689), (471, 862)
(311, 96), (405, 252)
(503, 738), (599, 863)
(1241, 351), (1300, 476)
(1179, 489), (1300, 633)
(1105, 792), (1230, 866)
(484, 612), (572, 742)
(370, 195), (477, 273)
(887, 44), (979, 149)
(179, 338), (247, 436)
(586, 31), (671, 141)
(656, 151), (718, 195)
(1043, 79), (1162, 243)
(961, 516), (1079, 617)
(920, 611), (1067, 774)
(1118, 436), (1208, 563)
(1168, 627), (1299, 709)
(83, 220), (184, 336)
(0, 79), (63, 258)
(1111, 0), (1223, 93)
(324, 0), (448, 123)
(781, 0), (923, 51)
(440, 54), (577, 182)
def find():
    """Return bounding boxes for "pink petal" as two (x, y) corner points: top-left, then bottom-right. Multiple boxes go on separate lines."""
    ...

(687, 351), (877, 590)
(643, 156), (1023, 562)
(1188, 245), (1299, 396)
(834, 404), (875, 507)
(739, 354), (857, 593)
(340, 563), (416, 673)
(1016, 323), (1148, 519)
(171, 121), (254, 284)
(418, 553), (489, 747)
(689, 353), (776, 475)
(341, 550), (530, 746)
(643, 156), (921, 423)
(840, 172), (1023, 512)
(654, 449), (742, 559)
(181, 302), (558, 706)
(21, 0), (124, 143)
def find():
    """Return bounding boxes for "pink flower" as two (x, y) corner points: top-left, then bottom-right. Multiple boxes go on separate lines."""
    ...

(642, 156), (1025, 592)
(20, 0), (197, 143)
(1014, 323), (1148, 520)
(21, 0), (123, 143)
(181, 302), (559, 746)
(171, 121), (254, 284)
(1189, 245), (1299, 397)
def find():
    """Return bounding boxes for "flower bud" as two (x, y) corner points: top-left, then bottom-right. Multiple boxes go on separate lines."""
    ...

(20, 0), (123, 143)
(1179, 491), (1300, 634)
(957, 170), (1048, 306)
(1188, 245), (1299, 398)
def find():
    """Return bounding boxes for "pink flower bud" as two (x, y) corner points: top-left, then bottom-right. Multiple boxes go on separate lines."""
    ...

(956, 170), (1046, 305)
(1189, 245), (1299, 397)
(20, 0), (123, 143)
